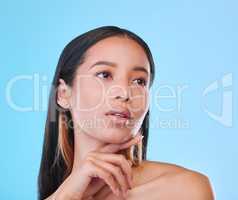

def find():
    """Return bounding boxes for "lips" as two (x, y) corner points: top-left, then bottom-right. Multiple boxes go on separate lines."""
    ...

(105, 109), (131, 119)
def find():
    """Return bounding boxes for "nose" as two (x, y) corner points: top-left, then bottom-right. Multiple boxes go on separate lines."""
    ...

(109, 81), (130, 102)
(115, 94), (130, 102)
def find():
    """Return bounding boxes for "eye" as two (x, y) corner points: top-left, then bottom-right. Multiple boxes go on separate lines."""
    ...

(95, 71), (112, 79)
(133, 78), (147, 86)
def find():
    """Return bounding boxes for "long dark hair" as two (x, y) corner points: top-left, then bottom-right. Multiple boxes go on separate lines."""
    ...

(37, 26), (155, 200)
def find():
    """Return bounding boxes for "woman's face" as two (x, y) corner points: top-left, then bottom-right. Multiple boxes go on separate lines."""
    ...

(66, 36), (150, 143)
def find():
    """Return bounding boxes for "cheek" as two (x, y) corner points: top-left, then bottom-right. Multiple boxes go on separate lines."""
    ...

(130, 88), (149, 116)
(71, 76), (105, 111)
(69, 76), (107, 134)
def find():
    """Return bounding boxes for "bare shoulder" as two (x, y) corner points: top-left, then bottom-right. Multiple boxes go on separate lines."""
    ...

(132, 160), (215, 200)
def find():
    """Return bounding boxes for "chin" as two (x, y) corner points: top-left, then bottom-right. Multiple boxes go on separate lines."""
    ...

(100, 129), (132, 144)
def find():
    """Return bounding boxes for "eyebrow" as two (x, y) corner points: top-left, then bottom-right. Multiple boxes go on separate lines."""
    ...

(89, 60), (149, 75)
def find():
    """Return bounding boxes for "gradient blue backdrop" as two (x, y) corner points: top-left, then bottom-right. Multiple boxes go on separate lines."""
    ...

(0, 0), (237, 199)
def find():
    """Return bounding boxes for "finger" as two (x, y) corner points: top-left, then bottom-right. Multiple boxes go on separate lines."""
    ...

(90, 152), (133, 188)
(87, 160), (120, 197)
(83, 196), (94, 200)
(93, 184), (112, 200)
(119, 134), (143, 150)
(83, 177), (107, 198)
(90, 157), (129, 197)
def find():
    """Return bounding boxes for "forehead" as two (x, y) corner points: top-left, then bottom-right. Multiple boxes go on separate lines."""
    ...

(81, 36), (150, 73)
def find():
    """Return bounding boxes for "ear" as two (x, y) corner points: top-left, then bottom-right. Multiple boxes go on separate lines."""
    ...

(57, 78), (72, 109)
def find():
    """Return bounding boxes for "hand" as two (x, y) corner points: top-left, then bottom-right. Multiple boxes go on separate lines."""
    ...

(54, 133), (143, 200)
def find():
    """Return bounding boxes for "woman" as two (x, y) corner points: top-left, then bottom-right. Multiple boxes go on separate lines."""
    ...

(38, 26), (214, 200)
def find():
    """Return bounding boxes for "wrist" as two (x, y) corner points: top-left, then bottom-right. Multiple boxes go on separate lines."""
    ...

(54, 187), (81, 200)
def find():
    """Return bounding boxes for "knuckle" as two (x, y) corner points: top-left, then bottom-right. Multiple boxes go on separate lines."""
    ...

(118, 154), (126, 162)
(123, 159), (130, 167)
(84, 158), (93, 166)
(85, 152), (97, 162)
(105, 173), (113, 181)
(87, 151), (96, 158)
(114, 166), (121, 174)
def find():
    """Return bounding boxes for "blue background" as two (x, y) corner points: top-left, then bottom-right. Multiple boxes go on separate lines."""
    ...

(0, 0), (237, 199)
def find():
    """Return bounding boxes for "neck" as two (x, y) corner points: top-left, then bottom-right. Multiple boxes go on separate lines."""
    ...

(72, 126), (105, 171)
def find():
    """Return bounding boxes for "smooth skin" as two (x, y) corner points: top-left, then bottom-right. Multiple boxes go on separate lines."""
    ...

(49, 133), (142, 200)
(47, 36), (215, 200)
(47, 134), (214, 200)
